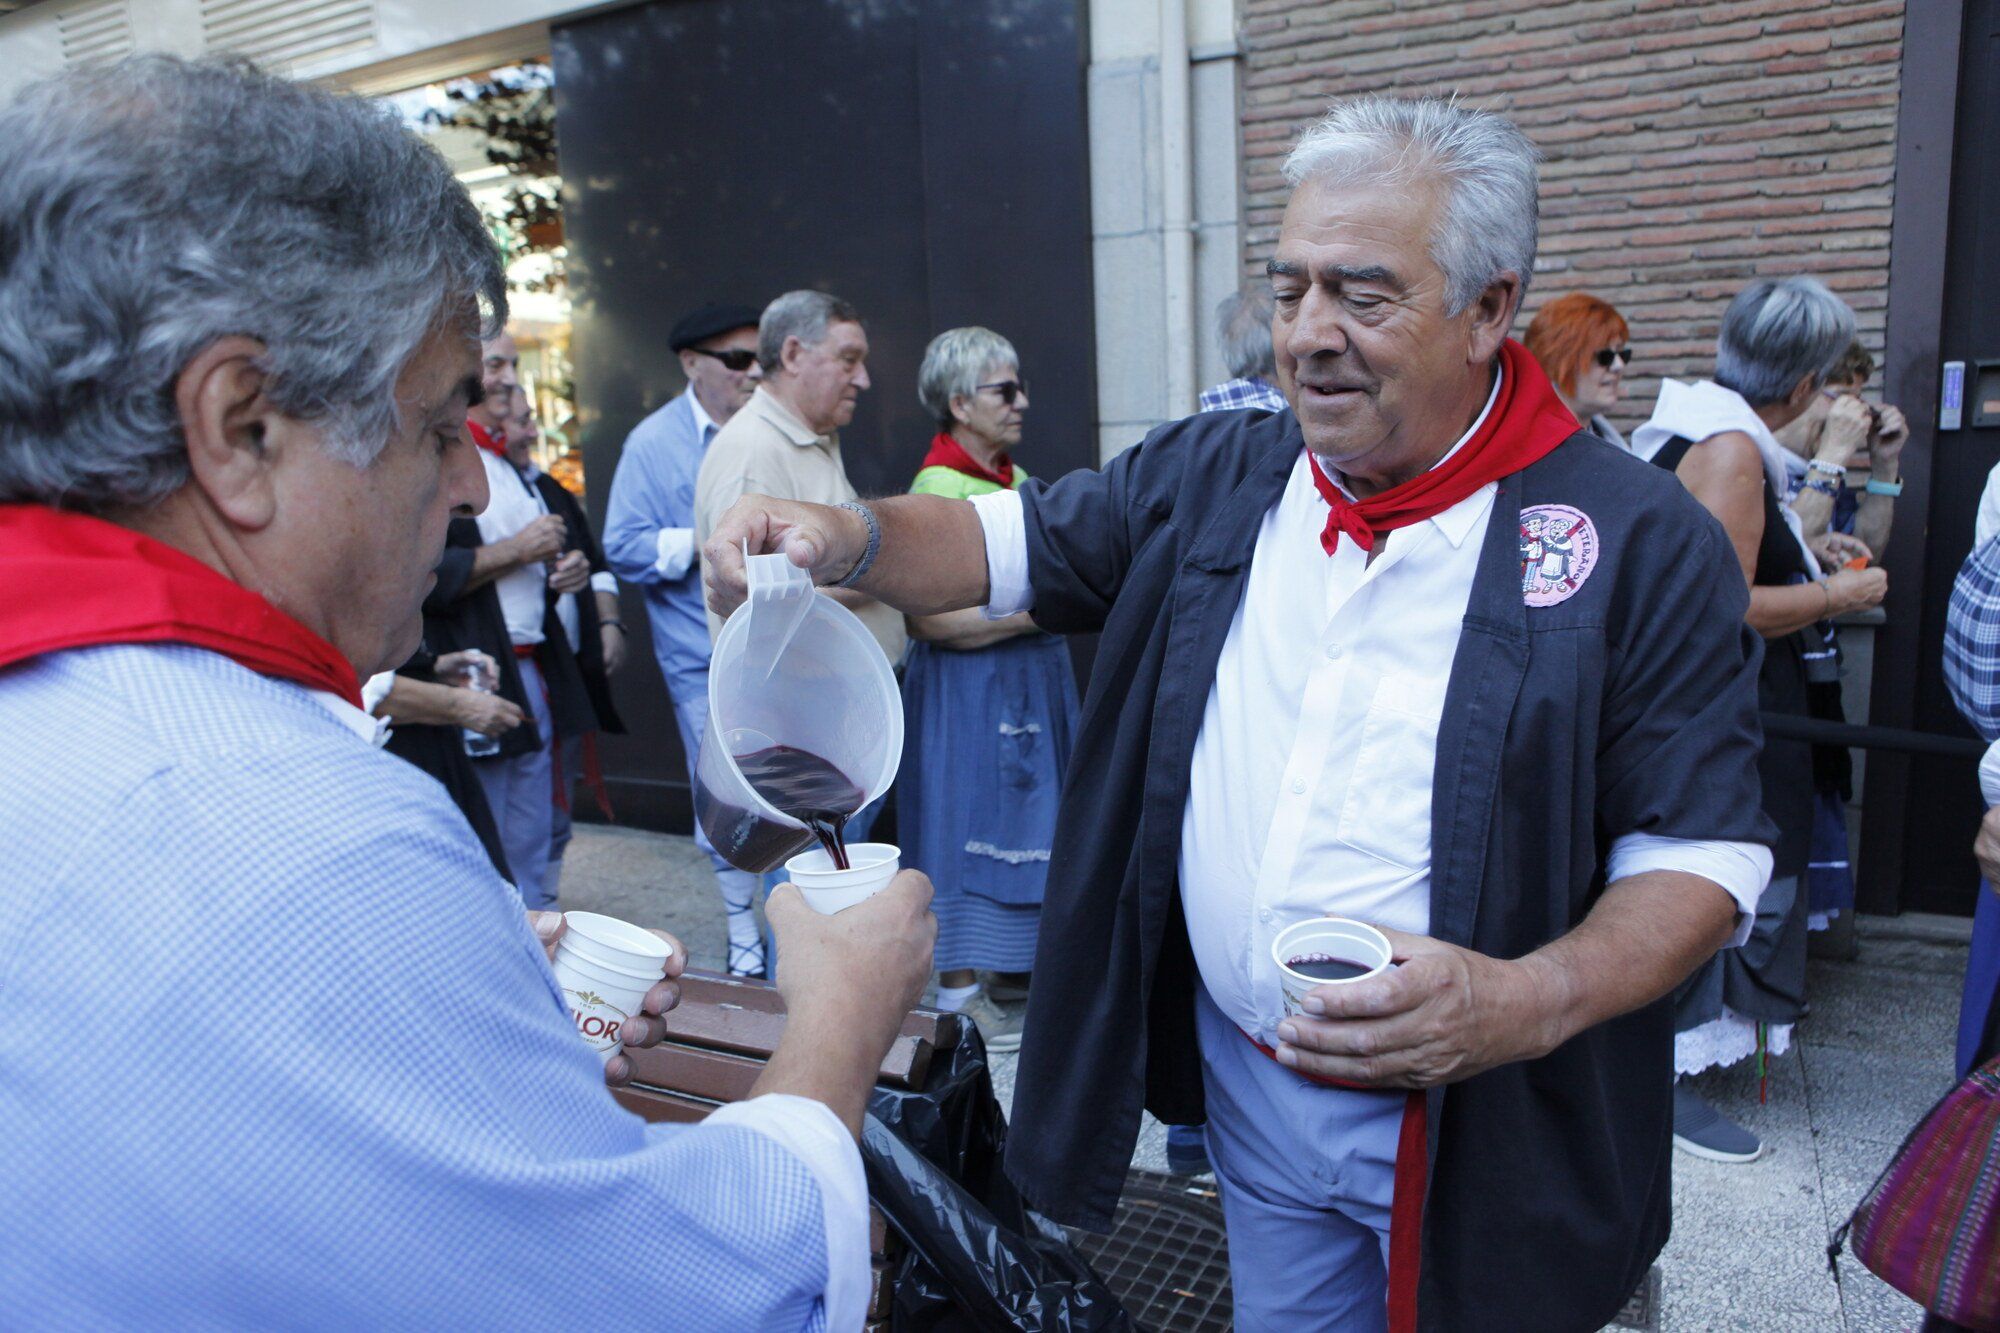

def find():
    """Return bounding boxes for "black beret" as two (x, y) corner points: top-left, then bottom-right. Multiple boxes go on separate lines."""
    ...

(669, 303), (763, 352)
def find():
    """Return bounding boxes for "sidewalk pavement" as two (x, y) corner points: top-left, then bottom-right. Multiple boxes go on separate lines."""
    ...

(562, 824), (1967, 1331)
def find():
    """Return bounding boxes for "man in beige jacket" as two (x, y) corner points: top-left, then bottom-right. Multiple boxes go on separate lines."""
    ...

(694, 289), (906, 669)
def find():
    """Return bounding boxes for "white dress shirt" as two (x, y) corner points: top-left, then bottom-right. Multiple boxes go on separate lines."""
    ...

(972, 395), (1769, 1046)
(476, 449), (549, 647)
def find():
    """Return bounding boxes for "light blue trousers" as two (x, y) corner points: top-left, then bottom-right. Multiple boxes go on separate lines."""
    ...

(473, 656), (554, 912)
(1195, 984), (1402, 1332)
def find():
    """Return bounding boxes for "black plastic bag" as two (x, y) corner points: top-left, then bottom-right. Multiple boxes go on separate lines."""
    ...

(863, 1034), (1133, 1331)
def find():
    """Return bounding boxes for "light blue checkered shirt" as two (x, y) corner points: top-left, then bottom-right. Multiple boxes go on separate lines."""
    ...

(0, 643), (848, 1330)
(1947, 536), (2000, 743)
(1196, 376), (1288, 415)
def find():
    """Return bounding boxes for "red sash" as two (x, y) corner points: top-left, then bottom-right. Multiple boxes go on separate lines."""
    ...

(0, 504), (361, 707)
(1307, 338), (1577, 554)
(1243, 1030), (1429, 1333)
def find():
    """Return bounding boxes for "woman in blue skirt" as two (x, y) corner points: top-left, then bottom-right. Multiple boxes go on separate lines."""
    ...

(898, 327), (1079, 1052)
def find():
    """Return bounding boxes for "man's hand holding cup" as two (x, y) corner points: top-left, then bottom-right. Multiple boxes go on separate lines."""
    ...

(752, 869), (937, 1136)
(529, 910), (685, 1088)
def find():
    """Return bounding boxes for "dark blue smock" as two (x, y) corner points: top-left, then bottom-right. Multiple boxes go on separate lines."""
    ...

(1005, 405), (1773, 1332)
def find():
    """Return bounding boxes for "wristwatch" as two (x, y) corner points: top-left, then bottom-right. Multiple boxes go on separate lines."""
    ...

(1864, 477), (1903, 497)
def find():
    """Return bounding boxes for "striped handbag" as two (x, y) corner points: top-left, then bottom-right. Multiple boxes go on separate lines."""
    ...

(1832, 1056), (2000, 1329)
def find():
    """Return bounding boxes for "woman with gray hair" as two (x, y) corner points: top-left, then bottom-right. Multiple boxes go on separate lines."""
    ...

(897, 326), (1079, 1052)
(1633, 275), (1889, 1164)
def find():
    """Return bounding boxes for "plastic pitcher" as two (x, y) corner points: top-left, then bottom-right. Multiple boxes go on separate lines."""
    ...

(694, 550), (903, 873)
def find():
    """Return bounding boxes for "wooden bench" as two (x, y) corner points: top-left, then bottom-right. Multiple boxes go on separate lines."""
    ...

(611, 968), (963, 1331)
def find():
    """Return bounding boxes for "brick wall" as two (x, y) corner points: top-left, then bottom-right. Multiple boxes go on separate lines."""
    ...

(1239, 0), (1905, 430)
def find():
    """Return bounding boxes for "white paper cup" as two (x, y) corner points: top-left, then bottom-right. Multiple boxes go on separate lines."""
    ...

(1271, 918), (1393, 1017)
(552, 912), (670, 1063)
(783, 842), (900, 915)
(560, 910), (674, 976)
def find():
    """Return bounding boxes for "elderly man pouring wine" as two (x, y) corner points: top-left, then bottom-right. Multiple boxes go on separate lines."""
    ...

(707, 96), (1773, 1332)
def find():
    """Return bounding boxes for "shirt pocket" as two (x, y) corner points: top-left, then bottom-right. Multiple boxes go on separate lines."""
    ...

(1334, 673), (1449, 870)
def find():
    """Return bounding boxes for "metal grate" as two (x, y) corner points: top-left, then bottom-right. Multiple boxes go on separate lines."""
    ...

(1068, 1171), (1233, 1332)
(199, 0), (374, 68)
(1072, 1171), (1659, 1331)
(57, 0), (131, 68)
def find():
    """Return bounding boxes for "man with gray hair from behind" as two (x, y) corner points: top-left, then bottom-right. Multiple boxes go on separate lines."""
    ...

(1198, 287), (1289, 414)
(0, 56), (934, 1331)
(704, 93), (1772, 1331)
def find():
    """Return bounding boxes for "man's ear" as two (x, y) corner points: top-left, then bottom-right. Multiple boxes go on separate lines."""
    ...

(1466, 271), (1524, 366)
(174, 336), (281, 532)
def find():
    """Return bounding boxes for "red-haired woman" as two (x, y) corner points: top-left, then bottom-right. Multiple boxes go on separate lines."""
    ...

(1524, 292), (1634, 450)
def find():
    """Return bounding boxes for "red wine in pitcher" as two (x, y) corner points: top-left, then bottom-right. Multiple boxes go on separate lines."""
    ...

(696, 744), (866, 873)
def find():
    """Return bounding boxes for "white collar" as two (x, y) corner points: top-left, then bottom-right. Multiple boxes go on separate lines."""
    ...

(308, 688), (390, 748)
(686, 387), (718, 439)
(1315, 365), (1503, 549)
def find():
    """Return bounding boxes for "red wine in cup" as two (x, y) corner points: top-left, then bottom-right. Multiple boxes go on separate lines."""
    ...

(1285, 954), (1374, 982)
(696, 744), (865, 873)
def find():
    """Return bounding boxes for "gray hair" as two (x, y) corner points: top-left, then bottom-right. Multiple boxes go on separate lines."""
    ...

(1713, 276), (1857, 407)
(758, 290), (862, 374)
(0, 55), (506, 512)
(1216, 289), (1277, 381)
(1282, 96), (1540, 316)
(918, 327), (1019, 428)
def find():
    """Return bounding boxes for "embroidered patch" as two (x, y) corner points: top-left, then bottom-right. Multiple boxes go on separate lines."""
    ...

(1519, 504), (1599, 607)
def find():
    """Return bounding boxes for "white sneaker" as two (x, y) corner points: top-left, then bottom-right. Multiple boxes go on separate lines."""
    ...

(957, 990), (1024, 1053)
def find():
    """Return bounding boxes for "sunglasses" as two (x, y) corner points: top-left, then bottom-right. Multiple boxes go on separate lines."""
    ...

(1593, 346), (1633, 369)
(691, 347), (759, 372)
(976, 379), (1028, 406)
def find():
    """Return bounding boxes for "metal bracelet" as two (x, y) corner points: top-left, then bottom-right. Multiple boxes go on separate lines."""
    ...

(832, 500), (882, 588)
(1802, 476), (1840, 497)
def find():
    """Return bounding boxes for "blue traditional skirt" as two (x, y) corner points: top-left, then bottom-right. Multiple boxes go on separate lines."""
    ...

(898, 632), (1079, 973)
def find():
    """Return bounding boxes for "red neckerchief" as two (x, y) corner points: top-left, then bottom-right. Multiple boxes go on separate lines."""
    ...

(0, 504), (362, 707)
(1305, 338), (1578, 553)
(465, 416), (507, 458)
(920, 432), (1017, 489)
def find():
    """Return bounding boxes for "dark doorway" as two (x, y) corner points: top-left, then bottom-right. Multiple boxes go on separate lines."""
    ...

(1865, 3), (2000, 916)
(549, 0), (1096, 833)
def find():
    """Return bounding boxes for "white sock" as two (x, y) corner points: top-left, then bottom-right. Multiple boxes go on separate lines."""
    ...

(934, 982), (979, 1012)
(726, 908), (763, 950)
(716, 868), (758, 914)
